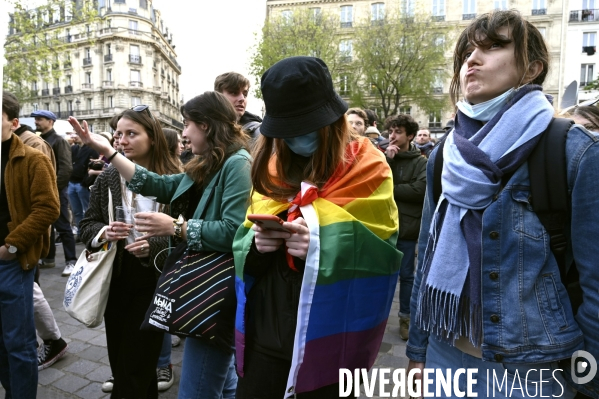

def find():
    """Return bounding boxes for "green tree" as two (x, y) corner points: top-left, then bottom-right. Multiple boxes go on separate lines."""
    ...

(3, 0), (99, 102)
(350, 12), (454, 118)
(249, 8), (341, 98)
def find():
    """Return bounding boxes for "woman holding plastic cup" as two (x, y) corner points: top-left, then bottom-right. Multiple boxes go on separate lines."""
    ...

(76, 105), (180, 399)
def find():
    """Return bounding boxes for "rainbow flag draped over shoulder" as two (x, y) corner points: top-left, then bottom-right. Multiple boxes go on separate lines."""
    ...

(233, 137), (402, 396)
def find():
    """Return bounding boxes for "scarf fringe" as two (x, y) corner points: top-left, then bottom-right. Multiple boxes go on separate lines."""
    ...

(416, 285), (483, 347)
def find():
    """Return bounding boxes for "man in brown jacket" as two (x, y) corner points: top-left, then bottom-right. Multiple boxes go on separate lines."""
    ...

(1, 91), (60, 398)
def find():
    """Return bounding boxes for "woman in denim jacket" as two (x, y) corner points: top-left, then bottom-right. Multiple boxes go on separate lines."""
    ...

(406, 10), (599, 398)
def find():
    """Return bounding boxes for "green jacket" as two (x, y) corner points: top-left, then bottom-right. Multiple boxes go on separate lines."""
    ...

(386, 143), (427, 240)
(128, 149), (252, 253)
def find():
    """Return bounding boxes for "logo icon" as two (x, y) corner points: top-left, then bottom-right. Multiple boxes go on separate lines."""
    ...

(571, 350), (598, 385)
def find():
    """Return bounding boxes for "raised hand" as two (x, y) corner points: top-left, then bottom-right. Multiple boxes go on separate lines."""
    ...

(68, 117), (113, 155)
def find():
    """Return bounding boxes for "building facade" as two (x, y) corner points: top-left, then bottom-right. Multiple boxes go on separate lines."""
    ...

(6, 0), (183, 132)
(266, 0), (568, 135)
(565, 0), (599, 103)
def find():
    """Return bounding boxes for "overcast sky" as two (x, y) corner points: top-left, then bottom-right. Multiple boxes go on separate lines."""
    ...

(156, 0), (266, 115)
(1, 0), (267, 115)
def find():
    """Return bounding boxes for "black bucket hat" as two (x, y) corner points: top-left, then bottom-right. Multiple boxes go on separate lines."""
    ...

(260, 56), (348, 138)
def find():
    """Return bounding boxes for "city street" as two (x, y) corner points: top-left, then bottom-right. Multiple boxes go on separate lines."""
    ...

(1, 242), (410, 399)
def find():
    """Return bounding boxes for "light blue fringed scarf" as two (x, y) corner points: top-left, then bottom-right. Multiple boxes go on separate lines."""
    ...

(415, 86), (554, 347)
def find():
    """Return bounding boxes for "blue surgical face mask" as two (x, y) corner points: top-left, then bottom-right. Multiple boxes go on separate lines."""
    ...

(456, 88), (515, 122)
(283, 131), (319, 157)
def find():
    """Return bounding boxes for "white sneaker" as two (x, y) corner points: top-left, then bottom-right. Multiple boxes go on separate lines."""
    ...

(102, 376), (114, 393)
(62, 262), (76, 277)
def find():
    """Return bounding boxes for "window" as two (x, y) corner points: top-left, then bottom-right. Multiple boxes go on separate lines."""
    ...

(51, 4), (60, 23)
(402, 0), (415, 16)
(281, 10), (292, 24)
(310, 7), (322, 23)
(339, 40), (353, 62)
(494, 0), (508, 9)
(140, 0), (148, 9)
(372, 3), (385, 22)
(65, 3), (72, 21)
(44, 103), (50, 110)
(106, 43), (112, 55)
(106, 69), (112, 81)
(432, 0), (445, 16)
(131, 96), (141, 106)
(42, 9), (49, 25)
(66, 75), (71, 85)
(583, 32), (597, 46)
(463, 0), (476, 17)
(434, 34), (446, 46)
(340, 5), (353, 27)
(85, 72), (92, 84)
(399, 106), (412, 115)
(538, 27), (546, 38)
(532, 0), (546, 13)
(43, 81), (49, 90)
(131, 70), (141, 82)
(32, 81), (38, 90)
(429, 111), (442, 128)
(581, 64), (594, 86)
(54, 78), (59, 87)
(85, 47), (91, 59)
(130, 44), (140, 55)
(583, 0), (595, 9)
(107, 96), (113, 108)
(56, 102), (61, 113)
(130, 45), (141, 63)
(33, 103), (39, 111)
(433, 71), (444, 93)
(67, 101), (72, 112)
(129, 20), (138, 34)
(88, 124), (93, 132)
(339, 74), (350, 96)
(87, 98), (93, 110)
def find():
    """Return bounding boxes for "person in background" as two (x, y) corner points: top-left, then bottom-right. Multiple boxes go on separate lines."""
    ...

(1, 91), (60, 399)
(32, 110), (76, 276)
(569, 105), (599, 132)
(346, 107), (368, 136)
(414, 128), (435, 157)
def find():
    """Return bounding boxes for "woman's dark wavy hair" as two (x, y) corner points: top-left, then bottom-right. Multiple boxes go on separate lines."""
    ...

(450, 10), (549, 106)
(181, 91), (249, 186)
(572, 106), (599, 131)
(116, 108), (181, 175)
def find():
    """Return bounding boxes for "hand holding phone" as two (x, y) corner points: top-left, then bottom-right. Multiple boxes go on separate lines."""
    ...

(248, 214), (293, 233)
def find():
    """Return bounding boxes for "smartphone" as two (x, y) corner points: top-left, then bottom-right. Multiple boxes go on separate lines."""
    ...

(247, 214), (293, 233)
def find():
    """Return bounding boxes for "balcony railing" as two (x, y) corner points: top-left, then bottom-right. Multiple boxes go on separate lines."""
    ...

(433, 87), (443, 93)
(463, 13), (476, 20)
(432, 15), (445, 21)
(570, 9), (599, 22)
(83, 57), (92, 66)
(531, 8), (547, 15)
(103, 81), (114, 88)
(64, 62), (72, 70)
(129, 54), (142, 64)
(104, 54), (113, 62)
(129, 81), (143, 88)
(41, 89), (50, 96)
(340, 21), (353, 28)
(82, 83), (93, 90)
(153, 86), (162, 92)
(56, 111), (74, 119)
(65, 85), (73, 93)
(53, 87), (61, 95)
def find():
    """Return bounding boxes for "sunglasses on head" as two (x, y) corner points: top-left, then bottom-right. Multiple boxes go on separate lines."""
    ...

(130, 104), (156, 122)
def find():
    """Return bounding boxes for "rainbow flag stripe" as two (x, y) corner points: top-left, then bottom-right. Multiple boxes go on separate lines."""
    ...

(233, 138), (402, 395)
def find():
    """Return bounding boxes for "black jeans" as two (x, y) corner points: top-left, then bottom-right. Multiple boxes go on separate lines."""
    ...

(236, 349), (341, 399)
(104, 252), (163, 399)
(46, 188), (77, 262)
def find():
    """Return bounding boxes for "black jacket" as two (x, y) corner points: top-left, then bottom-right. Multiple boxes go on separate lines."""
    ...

(244, 221), (305, 361)
(386, 144), (427, 240)
(41, 129), (72, 191)
(70, 144), (99, 184)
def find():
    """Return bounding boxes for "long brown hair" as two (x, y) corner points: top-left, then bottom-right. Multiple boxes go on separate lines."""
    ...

(116, 109), (181, 175)
(181, 91), (249, 186)
(449, 10), (549, 106)
(251, 115), (359, 201)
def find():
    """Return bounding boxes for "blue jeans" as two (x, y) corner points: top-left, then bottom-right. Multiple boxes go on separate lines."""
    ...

(67, 181), (90, 228)
(396, 238), (416, 316)
(0, 259), (37, 399)
(157, 333), (171, 368)
(178, 337), (237, 399)
(425, 337), (576, 398)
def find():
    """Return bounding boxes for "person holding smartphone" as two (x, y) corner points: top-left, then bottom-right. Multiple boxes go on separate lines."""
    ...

(233, 57), (402, 398)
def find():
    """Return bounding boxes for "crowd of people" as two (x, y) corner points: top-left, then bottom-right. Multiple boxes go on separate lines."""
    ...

(1, 9), (598, 399)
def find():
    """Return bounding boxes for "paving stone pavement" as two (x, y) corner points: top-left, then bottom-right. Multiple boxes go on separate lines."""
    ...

(1, 242), (411, 398)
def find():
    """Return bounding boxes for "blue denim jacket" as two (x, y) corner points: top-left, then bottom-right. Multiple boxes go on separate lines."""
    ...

(406, 125), (599, 396)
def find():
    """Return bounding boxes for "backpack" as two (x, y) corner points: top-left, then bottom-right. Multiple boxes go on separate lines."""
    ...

(432, 118), (583, 314)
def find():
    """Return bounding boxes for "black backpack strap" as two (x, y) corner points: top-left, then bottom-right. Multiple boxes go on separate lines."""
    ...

(528, 117), (573, 281)
(432, 139), (446, 205)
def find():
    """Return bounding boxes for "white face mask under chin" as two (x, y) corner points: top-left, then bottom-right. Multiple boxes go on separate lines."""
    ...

(456, 88), (515, 122)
